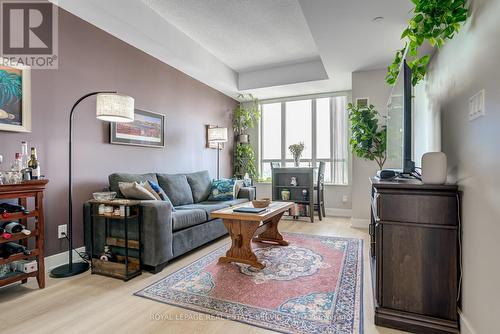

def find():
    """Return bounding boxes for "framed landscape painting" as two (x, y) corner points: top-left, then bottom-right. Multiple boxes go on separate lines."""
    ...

(0, 63), (31, 132)
(110, 109), (165, 147)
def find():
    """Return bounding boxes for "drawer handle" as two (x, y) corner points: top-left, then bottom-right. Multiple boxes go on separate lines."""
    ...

(373, 193), (381, 221)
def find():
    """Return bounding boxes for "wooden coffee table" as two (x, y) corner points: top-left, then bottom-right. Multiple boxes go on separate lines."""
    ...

(210, 201), (293, 269)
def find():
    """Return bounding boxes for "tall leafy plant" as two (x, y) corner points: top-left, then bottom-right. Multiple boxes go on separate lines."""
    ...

(348, 103), (387, 170)
(232, 94), (260, 179)
(387, 0), (468, 86)
(234, 143), (257, 180)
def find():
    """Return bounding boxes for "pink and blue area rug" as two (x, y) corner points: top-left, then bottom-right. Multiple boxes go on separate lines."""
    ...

(135, 233), (363, 334)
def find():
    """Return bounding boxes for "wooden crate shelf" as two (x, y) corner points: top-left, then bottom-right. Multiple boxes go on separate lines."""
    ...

(106, 237), (140, 249)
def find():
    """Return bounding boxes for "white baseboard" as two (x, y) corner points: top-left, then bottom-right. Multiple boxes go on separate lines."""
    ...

(325, 208), (352, 217)
(350, 217), (370, 229)
(44, 246), (86, 272)
(458, 309), (477, 334)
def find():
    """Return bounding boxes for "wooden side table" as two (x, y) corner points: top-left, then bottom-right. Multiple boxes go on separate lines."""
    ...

(88, 199), (142, 281)
(0, 180), (48, 289)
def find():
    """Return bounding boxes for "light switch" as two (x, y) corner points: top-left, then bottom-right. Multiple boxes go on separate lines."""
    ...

(469, 89), (485, 121)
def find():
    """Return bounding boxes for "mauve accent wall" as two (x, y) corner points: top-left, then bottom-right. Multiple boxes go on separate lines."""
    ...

(0, 8), (237, 256)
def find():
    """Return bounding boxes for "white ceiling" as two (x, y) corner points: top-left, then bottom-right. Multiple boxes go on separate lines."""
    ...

(142, 0), (319, 72)
(51, 0), (413, 100)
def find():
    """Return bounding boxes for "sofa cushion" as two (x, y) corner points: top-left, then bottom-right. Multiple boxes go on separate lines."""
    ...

(109, 173), (158, 197)
(186, 170), (212, 203)
(157, 173), (194, 206)
(171, 209), (207, 231)
(218, 198), (248, 207)
(175, 202), (230, 219)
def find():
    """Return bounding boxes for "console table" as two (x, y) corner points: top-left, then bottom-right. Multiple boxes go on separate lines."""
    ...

(370, 178), (460, 333)
(0, 180), (48, 289)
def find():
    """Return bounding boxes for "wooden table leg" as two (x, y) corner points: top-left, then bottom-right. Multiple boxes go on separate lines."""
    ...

(252, 212), (289, 246)
(218, 219), (265, 269)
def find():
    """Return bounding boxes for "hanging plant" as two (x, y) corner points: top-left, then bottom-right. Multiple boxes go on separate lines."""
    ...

(386, 0), (468, 86)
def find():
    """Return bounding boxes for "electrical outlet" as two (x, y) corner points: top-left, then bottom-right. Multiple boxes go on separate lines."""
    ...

(58, 224), (67, 239)
(469, 89), (485, 121)
(342, 195), (349, 203)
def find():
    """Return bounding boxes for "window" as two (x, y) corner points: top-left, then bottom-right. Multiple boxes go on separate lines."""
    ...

(259, 94), (349, 185)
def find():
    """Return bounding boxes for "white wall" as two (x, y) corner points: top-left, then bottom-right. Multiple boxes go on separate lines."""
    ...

(424, 0), (500, 332)
(350, 70), (392, 225)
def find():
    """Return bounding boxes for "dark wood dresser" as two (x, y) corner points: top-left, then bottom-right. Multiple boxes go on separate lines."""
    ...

(369, 178), (460, 334)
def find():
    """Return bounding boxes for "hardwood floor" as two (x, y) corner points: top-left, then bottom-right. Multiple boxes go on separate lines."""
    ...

(0, 216), (407, 334)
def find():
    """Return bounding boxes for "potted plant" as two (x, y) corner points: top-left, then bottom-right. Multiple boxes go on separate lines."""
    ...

(288, 142), (305, 167)
(232, 94), (260, 179)
(233, 94), (260, 143)
(347, 103), (387, 170)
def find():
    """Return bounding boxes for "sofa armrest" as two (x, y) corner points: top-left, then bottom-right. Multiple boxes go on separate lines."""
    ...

(84, 200), (174, 268)
(237, 186), (256, 201)
(139, 200), (174, 266)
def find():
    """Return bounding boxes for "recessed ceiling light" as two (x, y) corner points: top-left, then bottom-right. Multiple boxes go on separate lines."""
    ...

(373, 16), (384, 22)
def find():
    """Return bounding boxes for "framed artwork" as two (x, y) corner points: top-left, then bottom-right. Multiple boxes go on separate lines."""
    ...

(206, 124), (224, 150)
(0, 62), (31, 132)
(110, 108), (165, 147)
(356, 97), (369, 108)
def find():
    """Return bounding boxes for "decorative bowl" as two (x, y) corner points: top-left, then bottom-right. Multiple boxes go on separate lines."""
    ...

(93, 191), (117, 201)
(252, 198), (271, 208)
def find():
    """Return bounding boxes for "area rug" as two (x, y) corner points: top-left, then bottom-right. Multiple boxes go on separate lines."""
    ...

(135, 233), (363, 334)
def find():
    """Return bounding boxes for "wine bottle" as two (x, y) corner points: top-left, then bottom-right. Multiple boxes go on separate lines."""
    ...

(28, 147), (40, 180)
(2, 222), (23, 233)
(3, 242), (31, 256)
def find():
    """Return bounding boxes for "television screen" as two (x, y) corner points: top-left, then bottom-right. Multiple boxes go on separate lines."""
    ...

(386, 60), (414, 174)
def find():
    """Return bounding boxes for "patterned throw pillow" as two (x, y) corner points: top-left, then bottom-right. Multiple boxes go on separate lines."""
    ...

(208, 178), (236, 201)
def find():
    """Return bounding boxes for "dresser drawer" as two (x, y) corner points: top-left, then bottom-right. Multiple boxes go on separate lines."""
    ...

(374, 192), (458, 225)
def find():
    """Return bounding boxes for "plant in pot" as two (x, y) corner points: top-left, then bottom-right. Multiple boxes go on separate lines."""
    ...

(232, 94), (260, 179)
(233, 94), (260, 143)
(347, 103), (387, 170)
(289, 142), (305, 167)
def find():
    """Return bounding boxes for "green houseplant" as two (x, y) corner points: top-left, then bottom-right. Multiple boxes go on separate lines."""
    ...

(348, 103), (387, 170)
(233, 94), (260, 179)
(387, 0), (468, 86)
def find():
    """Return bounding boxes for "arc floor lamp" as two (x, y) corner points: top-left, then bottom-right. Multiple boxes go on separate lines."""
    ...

(50, 92), (134, 278)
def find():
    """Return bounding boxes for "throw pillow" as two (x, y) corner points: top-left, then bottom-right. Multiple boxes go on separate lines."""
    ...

(234, 179), (244, 199)
(147, 180), (176, 211)
(118, 182), (157, 200)
(143, 181), (162, 200)
(208, 178), (236, 201)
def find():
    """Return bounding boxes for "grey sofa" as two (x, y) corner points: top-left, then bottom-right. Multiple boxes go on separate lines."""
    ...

(83, 170), (255, 273)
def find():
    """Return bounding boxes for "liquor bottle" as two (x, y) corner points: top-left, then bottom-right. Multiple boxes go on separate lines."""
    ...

(28, 147), (40, 180)
(20, 141), (29, 169)
(11, 153), (22, 172)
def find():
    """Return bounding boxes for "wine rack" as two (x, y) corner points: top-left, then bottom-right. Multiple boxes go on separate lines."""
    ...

(0, 180), (48, 289)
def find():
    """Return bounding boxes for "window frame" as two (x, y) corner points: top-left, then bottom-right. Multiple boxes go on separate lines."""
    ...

(258, 91), (351, 185)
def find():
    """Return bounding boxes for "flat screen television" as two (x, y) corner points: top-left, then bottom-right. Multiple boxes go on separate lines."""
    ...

(386, 59), (415, 175)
